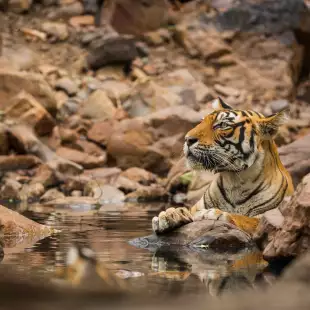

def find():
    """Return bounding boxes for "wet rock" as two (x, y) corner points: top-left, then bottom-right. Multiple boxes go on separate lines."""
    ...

(4, 91), (56, 136)
(55, 77), (78, 96)
(79, 90), (116, 120)
(86, 36), (139, 70)
(269, 99), (290, 114)
(279, 134), (310, 187)
(56, 146), (106, 169)
(45, 196), (98, 205)
(19, 183), (45, 202)
(30, 164), (58, 188)
(0, 124), (9, 155)
(262, 173), (310, 260)
(0, 69), (57, 116)
(84, 182), (125, 203)
(87, 120), (114, 146)
(40, 188), (65, 203)
(0, 155), (41, 171)
(129, 219), (253, 252)
(0, 179), (22, 200)
(0, 204), (56, 246)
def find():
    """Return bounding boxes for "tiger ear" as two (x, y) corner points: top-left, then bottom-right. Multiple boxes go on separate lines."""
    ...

(257, 109), (288, 140)
(212, 97), (233, 110)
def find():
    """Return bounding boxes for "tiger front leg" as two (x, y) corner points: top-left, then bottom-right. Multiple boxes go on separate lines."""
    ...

(193, 209), (260, 236)
(152, 207), (193, 235)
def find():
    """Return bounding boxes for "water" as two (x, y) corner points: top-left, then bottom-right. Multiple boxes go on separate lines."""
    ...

(0, 202), (274, 297)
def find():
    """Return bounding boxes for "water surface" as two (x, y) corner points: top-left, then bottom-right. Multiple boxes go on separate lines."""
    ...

(1, 202), (272, 297)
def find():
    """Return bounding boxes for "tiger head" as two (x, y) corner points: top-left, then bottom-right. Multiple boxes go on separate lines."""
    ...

(184, 98), (287, 173)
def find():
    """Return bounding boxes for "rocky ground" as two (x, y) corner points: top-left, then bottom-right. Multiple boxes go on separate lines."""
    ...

(1, 0), (310, 259)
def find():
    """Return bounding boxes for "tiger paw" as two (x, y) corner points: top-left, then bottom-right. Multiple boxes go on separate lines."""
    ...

(192, 208), (236, 225)
(152, 207), (193, 235)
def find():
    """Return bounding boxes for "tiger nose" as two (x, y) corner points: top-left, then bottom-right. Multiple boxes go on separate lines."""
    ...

(185, 136), (198, 147)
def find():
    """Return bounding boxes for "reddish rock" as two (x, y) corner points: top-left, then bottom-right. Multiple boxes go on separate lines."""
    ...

(87, 120), (114, 146)
(30, 164), (58, 188)
(0, 69), (57, 115)
(262, 173), (310, 260)
(0, 204), (56, 247)
(4, 91), (56, 136)
(0, 155), (41, 171)
(56, 147), (106, 169)
(120, 167), (158, 186)
(279, 134), (310, 187)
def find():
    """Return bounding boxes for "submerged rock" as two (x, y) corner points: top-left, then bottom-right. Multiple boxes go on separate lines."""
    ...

(129, 219), (253, 252)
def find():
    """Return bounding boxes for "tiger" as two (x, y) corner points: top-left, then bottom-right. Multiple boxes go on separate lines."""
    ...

(152, 97), (294, 236)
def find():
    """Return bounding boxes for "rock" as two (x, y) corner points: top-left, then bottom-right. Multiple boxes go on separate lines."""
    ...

(107, 106), (204, 175)
(45, 196), (98, 205)
(0, 155), (41, 171)
(262, 173), (310, 260)
(56, 147), (107, 169)
(86, 36), (139, 70)
(104, 0), (169, 36)
(82, 167), (121, 182)
(8, 0), (32, 13)
(126, 184), (168, 202)
(2, 45), (39, 71)
(0, 204), (56, 247)
(40, 188), (65, 203)
(19, 183), (45, 202)
(30, 164), (58, 188)
(84, 182), (125, 203)
(79, 90), (116, 120)
(120, 167), (158, 186)
(129, 219), (253, 252)
(174, 18), (303, 103)
(4, 91), (56, 136)
(41, 22), (69, 41)
(0, 70), (57, 116)
(99, 80), (130, 104)
(0, 179), (22, 200)
(279, 134), (310, 187)
(55, 77), (78, 96)
(69, 15), (94, 27)
(253, 208), (285, 251)
(0, 124), (9, 155)
(55, 2), (84, 18)
(269, 99), (290, 113)
(75, 139), (106, 158)
(87, 120), (114, 146)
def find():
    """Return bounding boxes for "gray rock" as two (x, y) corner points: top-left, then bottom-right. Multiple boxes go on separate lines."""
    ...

(269, 99), (290, 113)
(55, 77), (78, 96)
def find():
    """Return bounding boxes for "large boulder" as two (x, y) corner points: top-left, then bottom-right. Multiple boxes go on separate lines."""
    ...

(259, 173), (310, 260)
(173, 0), (310, 104)
(279, 133), (310, 187)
